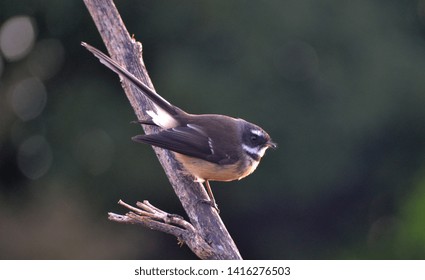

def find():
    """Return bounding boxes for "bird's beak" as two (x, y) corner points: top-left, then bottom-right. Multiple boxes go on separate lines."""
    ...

(266, 141), (277, 149)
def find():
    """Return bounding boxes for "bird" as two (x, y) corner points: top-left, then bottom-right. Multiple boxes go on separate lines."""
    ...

(82, 42), (276, 211)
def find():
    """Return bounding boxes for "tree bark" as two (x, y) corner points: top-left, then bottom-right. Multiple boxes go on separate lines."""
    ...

(82, 0), (242, 259)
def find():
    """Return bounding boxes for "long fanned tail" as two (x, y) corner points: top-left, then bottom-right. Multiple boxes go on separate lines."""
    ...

(81, 42), (182, 119)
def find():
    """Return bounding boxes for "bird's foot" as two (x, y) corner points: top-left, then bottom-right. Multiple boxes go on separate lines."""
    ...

(199, 199), (220, 214)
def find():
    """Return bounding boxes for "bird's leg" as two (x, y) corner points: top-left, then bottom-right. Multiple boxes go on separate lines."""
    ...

(203, 180), (220, 213)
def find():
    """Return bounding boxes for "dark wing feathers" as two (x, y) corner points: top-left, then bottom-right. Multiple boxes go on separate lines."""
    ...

(132, 124), (217, 162)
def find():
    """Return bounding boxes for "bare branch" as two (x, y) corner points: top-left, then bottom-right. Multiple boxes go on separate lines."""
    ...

(108, 201), (215, 259)
(83, 0), (242, 259)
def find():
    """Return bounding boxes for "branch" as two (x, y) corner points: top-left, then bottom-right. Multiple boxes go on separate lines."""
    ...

(108, 200), (215, 260)
(83, 0), (242, 259)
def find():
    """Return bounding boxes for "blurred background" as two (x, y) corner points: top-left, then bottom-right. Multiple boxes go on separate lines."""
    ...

(1, 0), (425, 259)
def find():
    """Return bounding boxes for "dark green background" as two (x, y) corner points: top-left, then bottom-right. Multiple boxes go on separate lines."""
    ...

(1, 0), (425, 259)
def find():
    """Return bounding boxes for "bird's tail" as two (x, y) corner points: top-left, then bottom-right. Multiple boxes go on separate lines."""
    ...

(82, 42), (182, 128)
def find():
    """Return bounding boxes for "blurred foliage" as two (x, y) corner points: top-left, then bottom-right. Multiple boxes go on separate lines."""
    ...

(1, 0), (425, 259)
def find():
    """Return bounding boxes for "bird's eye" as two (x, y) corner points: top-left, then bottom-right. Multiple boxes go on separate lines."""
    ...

(250, 135), (258, 142)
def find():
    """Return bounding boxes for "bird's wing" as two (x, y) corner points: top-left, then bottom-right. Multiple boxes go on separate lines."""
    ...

(132, 124), (214, 161)
(133, 124), (235, 164)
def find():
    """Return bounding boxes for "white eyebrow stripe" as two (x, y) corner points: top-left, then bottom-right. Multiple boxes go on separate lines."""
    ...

(250, 129), (264, 136)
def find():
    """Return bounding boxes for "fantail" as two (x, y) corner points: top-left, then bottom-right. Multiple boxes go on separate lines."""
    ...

(82, 42), (276, 211)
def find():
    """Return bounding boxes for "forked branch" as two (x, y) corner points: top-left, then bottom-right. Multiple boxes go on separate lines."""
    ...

(108, 201), (215, 259)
